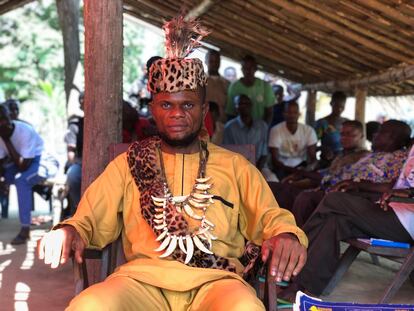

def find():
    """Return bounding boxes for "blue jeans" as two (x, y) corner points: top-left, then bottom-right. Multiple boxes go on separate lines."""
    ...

(3, 156), (44, 226)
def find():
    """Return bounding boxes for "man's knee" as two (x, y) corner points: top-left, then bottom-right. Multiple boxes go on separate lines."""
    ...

(67, 278), (129, 310)
(193, 279), (264, 311)
(67, 287), (113, 310)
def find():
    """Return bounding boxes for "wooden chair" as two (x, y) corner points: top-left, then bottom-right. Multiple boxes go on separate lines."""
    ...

(74, 143), (278, 310)
(323, 238), (414, 303)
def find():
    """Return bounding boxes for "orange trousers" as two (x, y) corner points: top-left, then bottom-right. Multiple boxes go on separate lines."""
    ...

(67, 276), (265, 311)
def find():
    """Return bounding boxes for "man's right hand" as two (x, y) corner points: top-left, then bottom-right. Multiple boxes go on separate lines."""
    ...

(38, 225), (86, 269)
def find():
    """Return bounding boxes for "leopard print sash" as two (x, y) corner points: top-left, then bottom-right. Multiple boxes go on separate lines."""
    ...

(127, 137), (237, 272)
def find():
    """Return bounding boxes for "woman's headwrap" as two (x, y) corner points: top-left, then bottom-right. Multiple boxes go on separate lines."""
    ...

(147, 16), (210, 93)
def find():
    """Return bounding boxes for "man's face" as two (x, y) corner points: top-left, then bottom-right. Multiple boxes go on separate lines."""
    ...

(236, 96), (252, 117)
(207, 52), (220, 73)
(331, 100), (345, 117)
(150, 89), (206, 146)
(0, 108), (12, 131)
(340, 125), (363, 150)
(241, 60), (257, 80)
(372, 123), (395, 152)
(9, 103), (19, 120)
(283, 103), (300, 124)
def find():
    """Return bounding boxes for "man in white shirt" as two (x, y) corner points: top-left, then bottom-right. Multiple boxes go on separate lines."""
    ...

(0, 104), (45, 244)
(268, 101), (317, 179)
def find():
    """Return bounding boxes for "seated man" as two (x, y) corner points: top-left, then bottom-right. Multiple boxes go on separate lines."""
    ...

(269, 101), (317, 180)
(223, 94), (271, 178)
(271, 120), (368, 213)
(282, 140), (414, 299)
(0, 105), (47, 244)
(39, 17), (307, 311)
(291, 119), (411, 226)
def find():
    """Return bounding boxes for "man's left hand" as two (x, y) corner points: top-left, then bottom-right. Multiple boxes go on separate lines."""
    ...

(330, 180), (358, 193)
(261, 233), (307, 282)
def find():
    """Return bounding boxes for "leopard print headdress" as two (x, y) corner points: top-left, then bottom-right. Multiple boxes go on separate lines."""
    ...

(147, 16), (210, 93)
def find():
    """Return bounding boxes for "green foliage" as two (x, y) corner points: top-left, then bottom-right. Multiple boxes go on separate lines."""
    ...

(0, 0), (64, 101)
(123, 21), (145, 92)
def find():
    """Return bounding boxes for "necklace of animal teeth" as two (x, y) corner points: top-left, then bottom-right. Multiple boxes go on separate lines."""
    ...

(152, 142), (217, 264)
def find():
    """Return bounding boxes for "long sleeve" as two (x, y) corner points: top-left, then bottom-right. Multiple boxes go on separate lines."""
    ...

(236, 158), (308, 247)
(60, 154), (127, 248)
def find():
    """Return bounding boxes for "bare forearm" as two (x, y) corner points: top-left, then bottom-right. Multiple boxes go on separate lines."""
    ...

(3, 140), (31, 171)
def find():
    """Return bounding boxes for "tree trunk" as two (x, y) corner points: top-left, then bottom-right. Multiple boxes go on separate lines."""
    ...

(56, 0), (81, 104)
(82, 0), (123, 193)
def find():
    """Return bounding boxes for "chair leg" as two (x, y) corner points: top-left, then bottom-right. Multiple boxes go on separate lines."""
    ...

(73, 258), (89, 295)
(322, 245), (361, 295)
(266, 267), (277, 311)
(379, 249), (414, 303)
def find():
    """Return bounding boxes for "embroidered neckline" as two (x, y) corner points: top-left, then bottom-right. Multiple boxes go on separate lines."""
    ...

(127, 137), (236, 272)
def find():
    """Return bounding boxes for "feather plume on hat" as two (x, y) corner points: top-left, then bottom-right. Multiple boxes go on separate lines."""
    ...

(147, 16), (210, 93)
(163, 15), (210, 59)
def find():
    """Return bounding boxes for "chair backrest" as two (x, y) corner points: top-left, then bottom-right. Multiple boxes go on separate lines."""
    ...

(108, 143), (130, 160)
(221, 144), (256, 165)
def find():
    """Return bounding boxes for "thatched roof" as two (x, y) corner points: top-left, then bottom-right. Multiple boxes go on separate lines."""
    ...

(2, 0), (414, 96)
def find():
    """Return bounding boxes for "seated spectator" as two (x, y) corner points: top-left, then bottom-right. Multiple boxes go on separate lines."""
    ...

(122, 100), (153, 143)
(269, 101), (317, 180)
(0, 99), (32, 219)
(291, 120), (411, 226)
(270, 84), (285, 127)
(4, 99), (28, 124)
(64, 92), (84, 216)
(314, 91), (348, 168)
(209, 101), (224, 145)
(225, 55), (275, 124)
(281, 139), (414, 300)
(224, 95), (276, 181)
(271, 120), (368, 211)
(0, 104), (56, 244)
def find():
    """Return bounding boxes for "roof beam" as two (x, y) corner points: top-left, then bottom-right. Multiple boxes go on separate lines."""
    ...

(303, 64), (414, 93)
(296, 0), (414, 58)
(185, 0), (219, 20)
(0, 0), (33, 15)
(359, 0), (414, 27)
(272, 0), (414, 64)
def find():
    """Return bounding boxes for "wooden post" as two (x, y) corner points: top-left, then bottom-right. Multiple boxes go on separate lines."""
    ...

(305, 90), (317, 126)
(355, 88), (367, 142)
(56, 0), (80, 104)
(82, 0), (123, 193)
